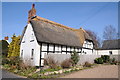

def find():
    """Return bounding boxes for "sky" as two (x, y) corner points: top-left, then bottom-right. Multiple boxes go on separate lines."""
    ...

(2, 2), (118, 42)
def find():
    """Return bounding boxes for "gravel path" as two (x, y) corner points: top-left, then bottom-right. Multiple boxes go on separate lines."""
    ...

(62, 65), (118, 78)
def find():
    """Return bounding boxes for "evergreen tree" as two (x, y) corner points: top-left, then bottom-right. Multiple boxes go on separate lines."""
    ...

(7, 34), (20, 58)
(71, 50), (79, 66)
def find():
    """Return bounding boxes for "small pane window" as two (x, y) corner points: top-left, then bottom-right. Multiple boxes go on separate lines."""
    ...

(31, 49), (34, 59)
(21, 50), (23, 58)
(109, 51), (112, 55)
(30, 34), (34, 42)
(22, 35), (26, 43)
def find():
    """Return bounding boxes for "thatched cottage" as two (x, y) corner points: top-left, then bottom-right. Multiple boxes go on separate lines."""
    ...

(20, 4), (95, 67)
(97, 39), (120, 55)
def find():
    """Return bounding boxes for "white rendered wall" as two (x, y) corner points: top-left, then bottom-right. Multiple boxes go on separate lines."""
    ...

(82, 48), (93, 55)
(20, 23), (40, 66)
(96, 49), (119, 55)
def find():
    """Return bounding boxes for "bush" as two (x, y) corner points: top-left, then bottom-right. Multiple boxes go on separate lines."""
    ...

(44, 59), (48, 65)
(83, 62), (92, 67)
(61, 59), (72, 68)
(2, 58), (10, 65)
(94, 58), (103, 64)
(101, 55), (110, 63)
(110, 58), (118, 65)
(71, 51), (79, 66)
(45, 56), (58, 69)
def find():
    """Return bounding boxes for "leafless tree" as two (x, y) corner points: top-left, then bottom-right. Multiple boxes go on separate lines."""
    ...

(103, 25), (117, 40)
(86, 30), (101, 49)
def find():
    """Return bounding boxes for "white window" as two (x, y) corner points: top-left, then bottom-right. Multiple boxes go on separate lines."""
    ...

(42, 43), (47, 51)
(55, 45), (59, 51)
(67, 47), (70, 51)
(62, 46), (66, 51)
(49, 44), (54, 51)
(71, 47), (74, 51)
(58, 45), (61, 51)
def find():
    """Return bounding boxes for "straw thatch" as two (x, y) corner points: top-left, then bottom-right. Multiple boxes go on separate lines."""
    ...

(102, 39), (120, 49)
(21, 16), (92, 47)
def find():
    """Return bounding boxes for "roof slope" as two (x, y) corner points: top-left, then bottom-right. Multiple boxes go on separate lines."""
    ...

(30, 19), (82, 47)
(102, 39), (120, 49)
(21, 16), (92, 47)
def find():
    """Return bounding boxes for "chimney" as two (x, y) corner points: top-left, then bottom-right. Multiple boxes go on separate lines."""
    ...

(32, 4), (35, 8)
(28, 4), (36, 23)
(4, 36), (9, 40)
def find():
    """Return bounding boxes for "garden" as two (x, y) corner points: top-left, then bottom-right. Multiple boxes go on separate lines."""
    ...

(2, 50), (119, 79)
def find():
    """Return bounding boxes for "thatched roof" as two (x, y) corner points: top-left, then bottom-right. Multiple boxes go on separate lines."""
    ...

(102, 39), (120, 49)
(21, 16), (92, 47)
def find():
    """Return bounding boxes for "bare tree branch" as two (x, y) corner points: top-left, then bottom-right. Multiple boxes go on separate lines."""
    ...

(103, 25), (117, 40)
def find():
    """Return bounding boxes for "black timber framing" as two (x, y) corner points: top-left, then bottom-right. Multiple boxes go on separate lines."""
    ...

(66, 46), (67, 54)
(74, 47), (75, 51)
(39, 43), (42, 67)
(61, 45), (62, 54)
(47, 43), (49, 55)
(39, 42), (92, 67)
(70, 46), (72, 53)
(53, 44), (55, 53)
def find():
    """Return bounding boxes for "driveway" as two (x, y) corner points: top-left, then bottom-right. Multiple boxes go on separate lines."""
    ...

(2, 69), (26, 79)
(61, 65), (118, 78)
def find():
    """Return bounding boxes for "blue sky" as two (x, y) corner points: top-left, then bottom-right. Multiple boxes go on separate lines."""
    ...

(2, 2), (118, 41)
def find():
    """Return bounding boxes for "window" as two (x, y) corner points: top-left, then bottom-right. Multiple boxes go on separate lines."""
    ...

(30, 33), (34, 42)
(109, 51), (112, 55)
(22, 35), (26, 43)
(31, 49), (34, 60)
(21, 50), (23, 58)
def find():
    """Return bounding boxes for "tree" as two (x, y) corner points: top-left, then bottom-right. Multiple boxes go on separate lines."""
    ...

(103, 25), (117, 40)
(71, 50), (79, 66)
(7, 34), (20, 58)
(85, 30), (101, 48)
(0, 40), (9, 58)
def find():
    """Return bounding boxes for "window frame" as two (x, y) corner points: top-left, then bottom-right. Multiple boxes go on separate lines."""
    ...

(31, 49), (34, 60)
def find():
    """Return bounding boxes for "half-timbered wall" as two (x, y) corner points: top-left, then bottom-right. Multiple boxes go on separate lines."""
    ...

(83, 40), (93, 49)
(39, 42), (83, 66)
(82, 40), (94, 55)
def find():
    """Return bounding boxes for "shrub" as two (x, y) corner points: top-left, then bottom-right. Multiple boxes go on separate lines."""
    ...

(110, 58), (118, 65)
(101, 55), (110, 63)
(61, 59), (72, 68)
(83, 62), (92, 67)
(44, 59), (48, 65)
(71, 50), (79, 66)
(2, 58), (10, 65)
(45, 56), (58, 69)
(94, 58), (103, 64)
